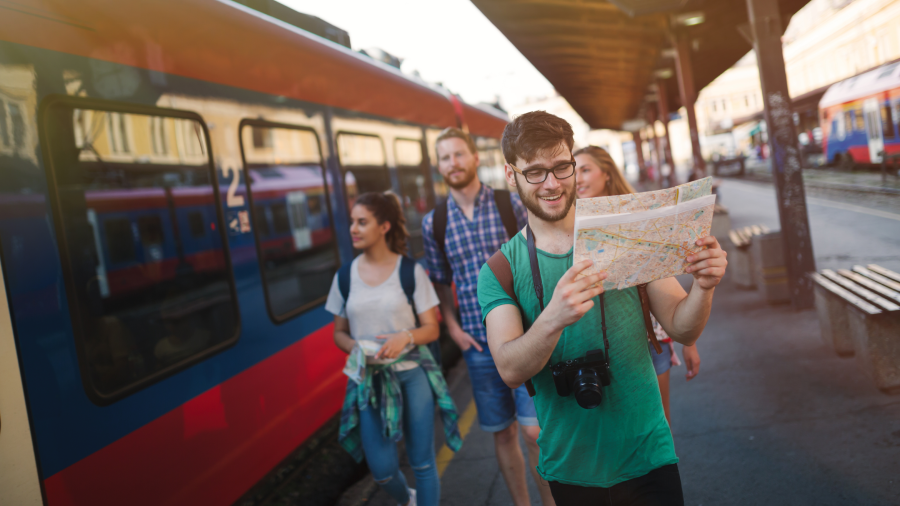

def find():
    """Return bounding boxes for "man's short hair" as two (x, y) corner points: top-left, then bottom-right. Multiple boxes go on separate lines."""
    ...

(435, 127), (477, 156)
(501, 111), (574, 165)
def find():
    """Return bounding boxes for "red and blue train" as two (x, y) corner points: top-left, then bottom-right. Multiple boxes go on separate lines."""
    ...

(0, 1), (507, 504)
(820, 61), (900, 165)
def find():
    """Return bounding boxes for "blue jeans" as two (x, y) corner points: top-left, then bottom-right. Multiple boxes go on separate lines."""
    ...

(359, 366), (438, 506)
(463, 344), (538, 432)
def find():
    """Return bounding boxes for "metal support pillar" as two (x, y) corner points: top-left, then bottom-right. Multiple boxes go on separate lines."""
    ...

(672, 30), (706, 179)
(747, 0), (816, 309)
(633, 129), (646, 180)
(656, 78), (676, 187)
(646, 109), (661, 185)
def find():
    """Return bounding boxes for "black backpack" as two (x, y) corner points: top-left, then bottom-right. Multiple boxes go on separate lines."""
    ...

(337, 256), (442, 365)
(432, 189), (519, 277)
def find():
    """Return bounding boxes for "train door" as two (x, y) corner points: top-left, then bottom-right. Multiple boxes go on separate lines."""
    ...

(0, 254), (44, 506)
(863, 98), (884, 163)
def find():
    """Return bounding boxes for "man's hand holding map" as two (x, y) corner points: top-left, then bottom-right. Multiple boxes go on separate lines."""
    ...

(573, 177), (716, 290)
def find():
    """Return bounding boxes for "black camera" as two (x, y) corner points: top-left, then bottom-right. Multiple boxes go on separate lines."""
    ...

(550, 349), (611, 409)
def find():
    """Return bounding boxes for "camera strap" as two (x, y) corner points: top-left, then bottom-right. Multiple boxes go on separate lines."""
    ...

(525, 223), (610, 367)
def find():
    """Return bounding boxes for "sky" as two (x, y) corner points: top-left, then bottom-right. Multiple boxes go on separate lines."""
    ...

(281, 0), (555, 109)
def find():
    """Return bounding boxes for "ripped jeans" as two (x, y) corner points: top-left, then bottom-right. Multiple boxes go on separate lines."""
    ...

(359, 366), (438, 506)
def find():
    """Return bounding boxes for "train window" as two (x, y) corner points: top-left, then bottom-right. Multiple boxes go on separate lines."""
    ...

(882, 103), (896, 140)
(41, 98), (239, 404)
(844, 110), (852, 134)
(854, 106), (865, 132)
(338, 133), (391, 207)
(395, 138), (423, 167)
(476, 137), (508, 190)
(395, 139), (432, 257)
(240, 121), (338, 321)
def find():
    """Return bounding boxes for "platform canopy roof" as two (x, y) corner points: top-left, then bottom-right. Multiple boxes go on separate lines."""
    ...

(470, 0), (809, 131)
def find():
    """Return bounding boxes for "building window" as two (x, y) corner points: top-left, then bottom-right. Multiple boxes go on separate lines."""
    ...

(0, 100), (9, 147)
(241, 122), (338, 321)
(42, 99), (239, 404)
(150, 116), (168, 155)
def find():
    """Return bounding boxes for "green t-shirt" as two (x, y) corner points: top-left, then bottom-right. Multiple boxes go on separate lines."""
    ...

(477, 232), (677, 487)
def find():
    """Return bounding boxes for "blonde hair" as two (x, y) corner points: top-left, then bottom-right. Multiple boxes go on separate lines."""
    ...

(572, 146), (635, 197)
(435, 127), (477, 156)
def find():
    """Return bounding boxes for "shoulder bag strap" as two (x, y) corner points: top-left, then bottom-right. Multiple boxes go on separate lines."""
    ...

(338, 262), (352, 310)
(637, 283), (663, 354)
(486, 249), (536, 397)
(400, 256), (418, 311)
(432, 199), (451, 277)
(492, 189), (519, 241)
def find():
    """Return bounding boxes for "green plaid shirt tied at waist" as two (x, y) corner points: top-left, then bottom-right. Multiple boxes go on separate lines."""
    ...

(338, 345), (462, 462)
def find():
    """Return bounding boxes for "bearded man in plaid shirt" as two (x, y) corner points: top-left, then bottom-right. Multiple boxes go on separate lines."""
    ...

(422, 127), (555, 506)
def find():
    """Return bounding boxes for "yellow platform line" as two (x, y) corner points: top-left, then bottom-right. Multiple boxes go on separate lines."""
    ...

(436, 400), (477, 478)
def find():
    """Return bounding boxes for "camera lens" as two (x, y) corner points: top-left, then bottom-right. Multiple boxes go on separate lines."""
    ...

(573, 368), (603, 409)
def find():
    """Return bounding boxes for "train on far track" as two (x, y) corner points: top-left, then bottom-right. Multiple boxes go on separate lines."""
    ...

(820, 60), (900, 165)
(0, 1), (508, 505)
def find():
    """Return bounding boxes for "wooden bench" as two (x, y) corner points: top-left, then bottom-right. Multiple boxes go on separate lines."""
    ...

(727, 225), (770, 289)
(811, 264), (900, 393)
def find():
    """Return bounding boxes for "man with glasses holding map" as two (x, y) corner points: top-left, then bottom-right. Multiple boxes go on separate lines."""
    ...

(477, 111), (727, 506)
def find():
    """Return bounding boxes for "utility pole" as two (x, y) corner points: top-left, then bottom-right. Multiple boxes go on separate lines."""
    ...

(672, 30), (706, 179)
(746, 0), (816, 309)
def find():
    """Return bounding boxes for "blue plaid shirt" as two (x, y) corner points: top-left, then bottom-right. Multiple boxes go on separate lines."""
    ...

(422, 184), (528, 342)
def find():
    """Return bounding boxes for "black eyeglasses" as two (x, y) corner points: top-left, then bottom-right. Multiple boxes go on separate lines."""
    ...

(509, 160), (577, 184)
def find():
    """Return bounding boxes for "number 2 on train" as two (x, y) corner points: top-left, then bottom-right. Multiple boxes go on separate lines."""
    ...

(223, 164), (246, 207)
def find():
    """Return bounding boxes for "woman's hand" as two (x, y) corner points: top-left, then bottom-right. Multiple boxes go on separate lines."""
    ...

(374, 332), (410, 360)
(685, 236), (728, 291)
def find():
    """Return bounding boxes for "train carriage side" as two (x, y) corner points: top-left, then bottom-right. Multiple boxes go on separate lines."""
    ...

(820, 62), (900, 164)
(0, 0), (507, 505)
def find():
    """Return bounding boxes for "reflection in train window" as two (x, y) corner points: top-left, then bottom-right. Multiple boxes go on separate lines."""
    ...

(188, 211), (205, 239)
(395, 139), (431, 257)
(42, 100), (239, 403)
(241, 122), (338, 321)
(337, 132), (391, 208)
(104, 218), (135, 264)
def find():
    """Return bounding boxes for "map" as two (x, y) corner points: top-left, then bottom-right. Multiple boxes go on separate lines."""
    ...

(573, 178), (715, 290)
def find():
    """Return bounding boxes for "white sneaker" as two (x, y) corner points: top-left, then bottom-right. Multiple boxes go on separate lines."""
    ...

(401, 488), (417, 506)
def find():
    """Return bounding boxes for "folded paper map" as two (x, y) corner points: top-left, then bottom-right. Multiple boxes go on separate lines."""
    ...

(573, 177), (715, 290)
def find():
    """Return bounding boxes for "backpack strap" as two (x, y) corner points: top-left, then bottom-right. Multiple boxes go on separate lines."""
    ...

(399, 256), (417, 308)
(432, 199), (450, 279)
(492, 189), (519, 240)
(486, 250), (536, 397)
(637, 283), (663, 354)
(337, 262), (352, 310)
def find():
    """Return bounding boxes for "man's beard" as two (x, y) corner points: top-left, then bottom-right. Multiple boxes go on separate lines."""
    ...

(515, 177), (576, 222)
(444, 164), (478, 190)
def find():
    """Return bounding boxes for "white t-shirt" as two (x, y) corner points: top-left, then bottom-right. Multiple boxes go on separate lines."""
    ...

(325, 256), (440, 371)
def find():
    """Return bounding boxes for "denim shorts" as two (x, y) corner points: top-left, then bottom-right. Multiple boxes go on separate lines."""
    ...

(650, 341), (673, 376)
(463, 344), (538, 432)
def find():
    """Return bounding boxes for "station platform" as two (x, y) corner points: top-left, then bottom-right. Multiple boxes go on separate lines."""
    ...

(338, 180), (900, 506)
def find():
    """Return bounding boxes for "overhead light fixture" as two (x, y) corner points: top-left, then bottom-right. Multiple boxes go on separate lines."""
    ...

(654, 69), (674, 79)
(674, 11), (705, 26)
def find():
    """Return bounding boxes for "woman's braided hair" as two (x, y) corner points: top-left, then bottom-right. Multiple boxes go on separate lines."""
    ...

(354, 191), (409, 255)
